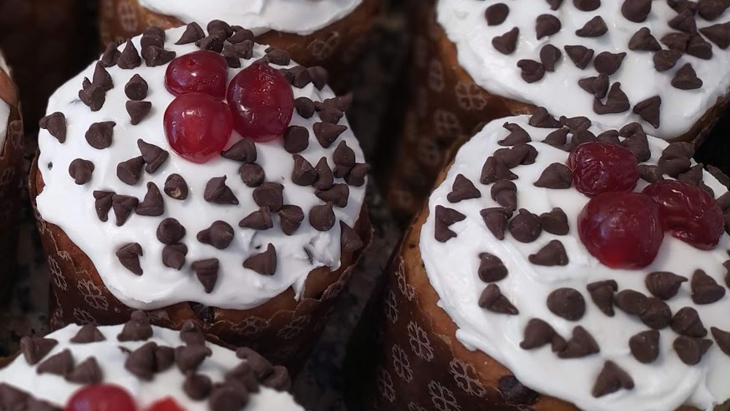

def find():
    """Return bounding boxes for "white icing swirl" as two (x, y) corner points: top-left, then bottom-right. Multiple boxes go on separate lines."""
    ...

(0, 51), (11, 151)
(437, 0), (730, 140)
(138, 0), (363, 36)
(0, 323), (304, 411)
(421, 115), (730, 411)
(36, 26), (367, 310)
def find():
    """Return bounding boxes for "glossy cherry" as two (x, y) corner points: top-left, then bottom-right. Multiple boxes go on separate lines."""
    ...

(164, 93), (233, 163)
(643, 180), (724, 250)
(165, 50), (229, 99)
(65, 384), (137, 411)
(227, 63), (294, 142)
(567, 142), (639, 197)
(144, 398), (185, 411)
(578, 192), (664, 269)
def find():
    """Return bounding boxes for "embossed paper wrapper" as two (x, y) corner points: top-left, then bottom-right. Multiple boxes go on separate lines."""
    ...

(383, 0), (730, 223)
(98, 0), (382, 92)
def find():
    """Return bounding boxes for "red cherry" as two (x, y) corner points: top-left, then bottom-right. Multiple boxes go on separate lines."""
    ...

(227, 63), (294, 142)
(144, 399), (186, 411)
(567, 142), (639, 197)
(65, 384), (137, 411)
(578, 192), (664, 269)
(643, 180), (724, 250)
(164, 93), (233, 163)
(165, 50), (229, 99)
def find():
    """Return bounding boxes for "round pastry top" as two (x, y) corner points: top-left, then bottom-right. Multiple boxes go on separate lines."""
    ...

(36, 23), (368, 311)
(138, 0), (363, 36)
(437, 0), (730, 140)
(421, 112), (730, 411)
(0, 313), (302, 411)
(0, 51), (11, 150)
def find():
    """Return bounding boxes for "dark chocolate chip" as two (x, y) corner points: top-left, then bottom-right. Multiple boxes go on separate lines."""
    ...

(640, 297), (672, 329)
(539, 44), (562, 72)
(594, 82), (630, 115)
(162, 244), (188, 270)
(156, 218), (186, 245)
(633, 96), (661, 129)
(539, 208), (569, 235)
(711, 327), (730, 356)
(659, 157), (692, 177)
(700, 22), (730, 49)
(671, 307), (707, 337)
(573, 0), (600, 11)
(447, 174), (482, 203)
(491, 180), (517, 211)
(314, 158), (335, 190)
(494, 144), (538, 168)
(670, 9), (698, 33)
(175, 345), (213, 373)
(340, 221), (363, 253)
(140, 33), (163, 52)
(319, 107), (344, 125)
(578, 74), (609, 99)
(536, 14), (561, 39)
(575, 16), (608, 37)
(678, 163), (704, 186)
(529, 107), (561, 128)
(687, 33), (713, 59)
(529, 240), (569, 266)
(118, 40), (141, 69)
(543, 128), (569, 149)
(615, 289), (649, 316)
(279, 205), (305, 236)
(85, 121), (115, 150)
(316, 183), (350, 208)
(192, 259), (219, 293)
(699, 0), (728, 20)
(289, 66), (312, 88)
(597, 130), (620, 144)
(125, 74), (148, 100)
(586, 280), (617, 316)
(116, 156), (145, 185)
(629, 27), (661, 51)
(310, 202), (336, 231)
(313, 122), (347, 148)
(646, 271), (688, 300)
(500, 123), (532, 146)
(674, 336), (713, 365)
(196, 35), (224, 53)
(546, 0), (564, 9)
(308, 66), (328, 90)
(333, 141), (356, 177)
(653, 50), (683, 72)
(481, 156), (518, 184)
(112, 194), (139, 226)
(229, 28), (254, 44)
(520, 318), (566, 351)
(478, 252), (508, 283)
(40, 112), (67, 143)
(691, 269), (726, 304)
(622, 0), (652, 22)
(561, 115), (592, 132)
(101, 42), (120, 67)
(479, 284), (519, 315)
(509, 209), (542, 243)
(71, 324), (106, 344)
(185, 373), (213, 400)
(498, 376), (539, 405)
(558, 326), (600, 358)
(283, 126), (309, 154)
(221, 139), (257, 163)
(291, 155), (317, 186)
(564, 45), (594, 69)
(209, 383), (250, 411)
(480, 207), (511, 240)
(208, 20), (233, 38)
(179, 321), (205, 346)
(79, 83), (105, 112)
(661, 32), (691, 52)
(517, 59), (546, 83)
(485, 3), (510, 25)
(594, 52), (626, 75)
(492, 27), (520, 55)
(571, 129), (597, 146)
(118, 311), (153, 341)
(534, 163), (572, 189)
(629, 329), (660, 363)
(262, 366), (291, 391)
(20, 337), (58, 365)
(136, 182), (164, 216)
(37, 349), (73, 376)
(204, 176), (239, 205)
(177, 22), (205, 44)
(164, 174), (189, 200)
(68, 159), (94, 185)
(197, 221), (234, 249)
(239, 164), (265, 187)
(137, 140), (169, 173)
(66, 357), (102, 384)
(294, 97), (316, 119)
(236, 347), (273, 378)
(243, 244), (277, 276)
(239, 207), (274, 231)
(592, 361), (634, 397)
(143, 46), (176, 67)
(253, 182), (284, 211)
(125, 342), (157, 380)
(222, 44), (242, 68)
(93, 191), (114, 222)
(547, 288), (585, 320)
(126, 101), (152, 125)
(92, 62), (113, 91)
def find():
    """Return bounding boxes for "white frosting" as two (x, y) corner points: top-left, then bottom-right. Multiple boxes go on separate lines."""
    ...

(36, 26), (367, 310)
(138, 0), (363, 36)
(0, 51), (11, 152)
(421, 115), (730, 411)
(0, 324), (304, 411)
(437, 0), (730, 140)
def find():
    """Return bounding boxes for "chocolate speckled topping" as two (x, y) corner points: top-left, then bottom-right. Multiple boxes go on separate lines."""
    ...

(422, 111), (730, 411)
(0, 313), (301, 411)
(35, 21), (368, 311)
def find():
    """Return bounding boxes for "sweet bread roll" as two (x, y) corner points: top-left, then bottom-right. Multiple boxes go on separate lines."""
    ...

(31, 21), (371, 371)
(387, 0), (730, 220)
(378, 110), (730, 411)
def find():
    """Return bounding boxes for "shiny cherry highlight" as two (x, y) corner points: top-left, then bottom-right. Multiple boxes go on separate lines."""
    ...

(165, 50), (229, 99)
(164, 93), (233, 163)
(227, 63), (294, 142)
(567, 142), (639, 197)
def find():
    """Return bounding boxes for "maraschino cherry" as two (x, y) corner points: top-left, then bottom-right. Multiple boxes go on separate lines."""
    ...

(227, 63), (294, 142)
(165, 51), (229, 99)
(65, 384), (137, 411)
(578, 192), (664, 269)
(643, 180), (724, 250)
(144, 398), (186, 411)
(567, 142), (639, 197)
(164, 93), (233, 163)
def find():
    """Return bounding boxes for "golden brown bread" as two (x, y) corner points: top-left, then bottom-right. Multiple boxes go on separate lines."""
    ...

(30, 158), (371, 372)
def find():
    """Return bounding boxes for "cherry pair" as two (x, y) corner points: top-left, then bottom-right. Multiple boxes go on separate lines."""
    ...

(65, 384), (183, 411)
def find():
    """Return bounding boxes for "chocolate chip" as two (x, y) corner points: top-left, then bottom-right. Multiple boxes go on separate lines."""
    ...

(517, 59), (545, 83)
(670, 10), (698, 33)
(316, 183), (350, 208)
(204, 176), (239, 205)
(253, 182), (284, 211)
(661, 32), (691, 52)
(333, 141), (356, 178)
(558, 326), (600, 358)
(547, 288), (585, 320)
(633, 96), (661, 129)
(678, 164), (704, 186)
(112, 194), (139, 226)
(490, 180), (517, 211)
(629, 27), (661, 52)
(79, 83), (105, 112)
(314, 158), (335, 190)
(687, 33), (713, 59)
(162, 244), (188, 270)
(124, 74), (148, 101)
(543, 128), (569, 148)
(116, 156), (145, 185)
(594, 83), (631, 115)
(587, 280), (617, 316)
(157, 218), (186, 245)
(37, 349), (73, 376)
(319, 107), (344, 125)
(674, 336), (713, 365)
(101, 42), (120, 67)
(597, 130), (620, 144)
(20, 337), (58, 365)
(592, 361), (634, 397)
(229, 27), (254, 44)
(288, 66), (312, 88)
(208, 19), (233, 38)
(480, 207), (511, 240)
(579, 74), (609, 99)
(529, 240), (569, 266)
(546, 0), (564, 9)
(622, 0), (652, 22)
(621, 123), (648, 156)
(639, 297), (672, 329)
(310, 202), (336, 231)
(68, 159), (94, 185)
(196, 35), (224, 52)
(137, 140), (169, 173)
(197, 221), (234, 249)
(626, 329), (661, 364)
(243, 244), (277, 276)
(93, 191), (114, 222)
(536, 14), (561, 40)
(125, 342), (157, 380)
(209, 383), (250, 411)
(594, 52), (626, 75)
(699, 0), (728, 19)
(575, 16), (607, 37)
(275, 205), (303, 236)
(291, 155), (317, 186)
(222, 44), (242, 68)
(711, 327), (730, 356)
(85, 121), (115, 150)
(239, 207), (273, 231)
(71, 324), (106, 344)
(529, 107), (561, 128)
(537, 44), (561, 72)
(237, 164), (264, 188)
(535, 163), (572, 189)
(671, 307), (707, 337)
(39, 112), (67, 143)
(235, 347), (273, 379)
(561, 115), (592, 132)
(494, 144), (538, 168)
(294, 97), (316, 119)
(66, 357), (102, 384)
(564, 45), (594, 69)
(140, 33), (163, 52)
(177, 22), (205, 44)
(179, 321), (205, 347)
(118, 40), (141, 69)
(308, 66), (329, 90)
(184, 373), (212, 400)
(164, 174), (189, 200)
(143, 46), (176, 67)
(92, 62), (113, 91)
(574, 0), (600, 10)
(691, 269), (726, 304)
(539, 208), (569, 235)
(118, 311), (153, 341)
(571, 129), (598, 146)
(313, 122), (347, 148)
(636, 165), (662, 183)
(700, 22), (730, 49)
(477, 252), (508, 283)
(175, 345), (212, 373)
(669, 0), (699, 14)
(126, 101), (152, 126)
(498, 376), (539, 405)
(221, 138), (257, 163)
(479, 284), (519, 315)
(481, 156), (518, 184)
(663, 140), (695, 160)
(282, 126), (310, 154)
(192, 259), (219, 293)
(500, 123), (532, 146)
(485, 3), (509, 25)
(520, 318), (565, 351)
(659, 157), (691, 177)
(615, 289), (649, 316)
(492, 27), (520, 55)
(447, 174), (482, 203)
(509, 209), (542, 243)
(136, 182), (164, 216)
(646, 271), (688, 300)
